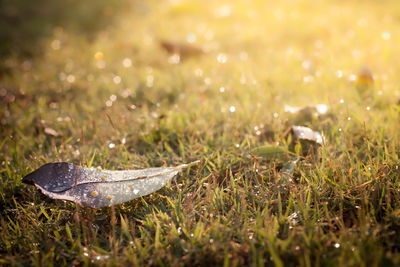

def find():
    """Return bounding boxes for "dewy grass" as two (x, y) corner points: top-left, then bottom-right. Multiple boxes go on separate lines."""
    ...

(1, 0), (400, 265)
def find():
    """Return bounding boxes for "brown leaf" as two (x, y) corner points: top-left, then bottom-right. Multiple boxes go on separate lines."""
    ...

(44, 127), (60, 137)
(22, 161), (199, 208)
(160, 41), (204, 59)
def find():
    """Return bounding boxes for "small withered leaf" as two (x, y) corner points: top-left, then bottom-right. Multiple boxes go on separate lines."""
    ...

(160, 41), (204, 58)
(291, 126), (324, 145)
(22, 161), (199, 208)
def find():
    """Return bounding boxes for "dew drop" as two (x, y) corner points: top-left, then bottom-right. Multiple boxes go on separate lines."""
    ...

(186, 33), (196, 43)
(105, 100), (113, 107)
(97, 60), (106, 69)
(51, 40), (61, 50)
(168, 54), (180, 64)
(146, 75), (154, 87)
(67, 75), (75, 83)
(91, 191), (99, 197)
(110, 94), (117, 102)
(122, 58), (132, 68)
(382, 31), (391, 40)
(94, 52), (104, 61)
(194, 68), (203, 77)
(348, 74), (357, 81)
(217, 53), (227, 63)
(113, 76), (121, 84)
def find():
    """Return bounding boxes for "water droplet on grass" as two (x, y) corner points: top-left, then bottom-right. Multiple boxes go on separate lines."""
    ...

(303, 76), (314, 83)
(97, 60), (106, 69)
(51, 40), (61, 50)
(95, 255), (110, 261)
(349, 74), (357, 81)
(302, 60), (312, 70)
(186, 33), (196, 43)
(122, 58), (132, 68)
(67, 75), (75, 83)
(316, 104), (328, 114)
(217, 53), (227, 63)
(194, 68), (203, 77)
(146, 75), (154, 87)
(382, 31), (391, 40)
(113, 76), (121, 84)
(94, 52), (104, 61)
(106, 100), (113, 107)
(109, 95), (116, 102)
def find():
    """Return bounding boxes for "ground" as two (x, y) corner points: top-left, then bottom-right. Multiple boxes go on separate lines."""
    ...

(1, 0), (400, 266)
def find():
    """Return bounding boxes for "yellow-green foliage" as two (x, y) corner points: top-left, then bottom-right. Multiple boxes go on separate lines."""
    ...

(1, 0), (400, 266)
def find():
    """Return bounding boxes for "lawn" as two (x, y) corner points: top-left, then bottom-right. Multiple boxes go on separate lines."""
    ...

(1, 0), (400, 265)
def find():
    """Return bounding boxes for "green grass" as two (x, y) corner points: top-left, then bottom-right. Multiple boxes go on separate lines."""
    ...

(1, 0), (400, 265)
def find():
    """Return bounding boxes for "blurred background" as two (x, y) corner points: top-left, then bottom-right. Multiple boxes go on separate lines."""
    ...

(1, 0), (399, 160)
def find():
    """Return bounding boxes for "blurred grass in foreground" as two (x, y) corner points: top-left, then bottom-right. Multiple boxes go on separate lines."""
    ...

(1, 0), (400, 265)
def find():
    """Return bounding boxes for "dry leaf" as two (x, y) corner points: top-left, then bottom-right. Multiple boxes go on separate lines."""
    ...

(44, 127), (60, 137)
(356, 66), (374, 100)
(160, 41), (204, 59)
(22, 161), (199, 208)
(291, 126), (323, 145)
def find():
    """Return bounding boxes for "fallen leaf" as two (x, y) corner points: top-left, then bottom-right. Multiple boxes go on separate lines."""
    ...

(160, 41), (204, 59)
(356, 66), (374, 100)
(289, 126), (324, 157)
(291, 126), (323, 145)
(22, 161), (199, 208)
(44, 127), (60, 137)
